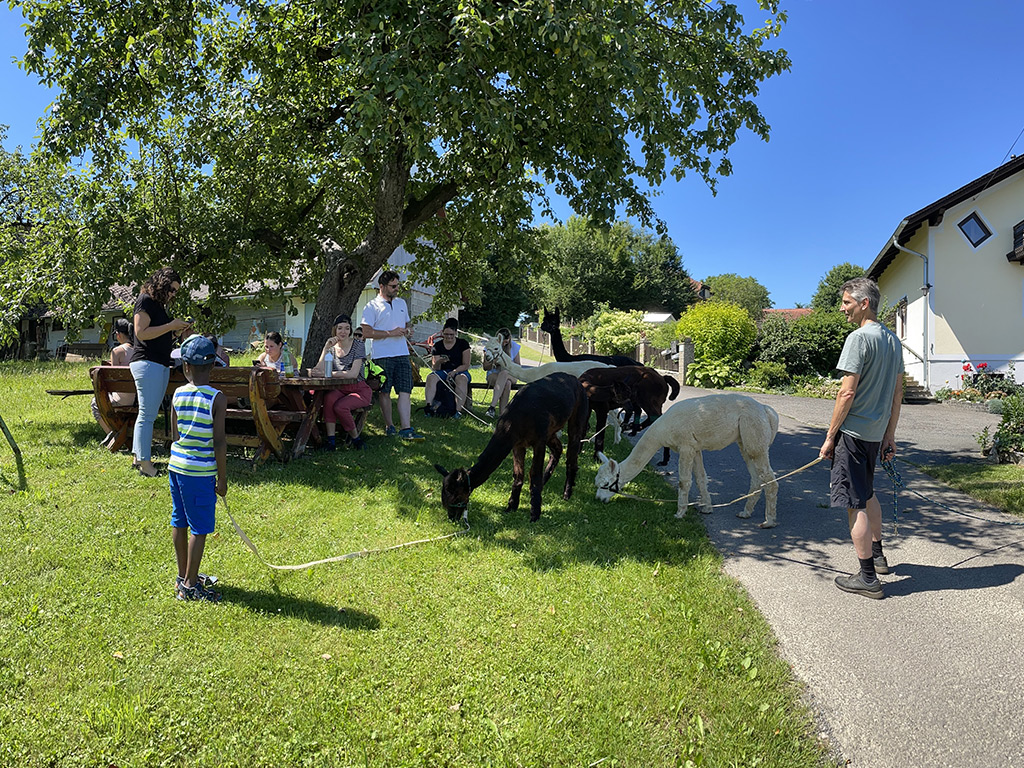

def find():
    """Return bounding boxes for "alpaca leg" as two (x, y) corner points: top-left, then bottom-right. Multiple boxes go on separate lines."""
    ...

(736, 453), (761, 520)
(657, 446), (671, 467)
(675, 450), (695, 519)
(529, 446), (548, 522)
(692, 451), (713, 515)
(542, 436), (563, 486)
(564, 406), (586, 501)
(592, 405), (608, 459)
(753, 453), (778, 528)
(506, 445), (526, 513)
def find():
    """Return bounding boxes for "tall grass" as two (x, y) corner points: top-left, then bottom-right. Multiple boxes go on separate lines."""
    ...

(0, 360), (832, 767)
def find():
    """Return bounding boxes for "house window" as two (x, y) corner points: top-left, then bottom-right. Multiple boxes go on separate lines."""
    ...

(957, 212), (992, 248)
(895, 298), (907, 340)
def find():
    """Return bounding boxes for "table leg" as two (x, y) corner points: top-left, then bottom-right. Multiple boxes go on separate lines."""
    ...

(292, 390), (324, 460)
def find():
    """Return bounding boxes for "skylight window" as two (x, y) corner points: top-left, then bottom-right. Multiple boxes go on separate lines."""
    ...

(958, 212), (992, 248)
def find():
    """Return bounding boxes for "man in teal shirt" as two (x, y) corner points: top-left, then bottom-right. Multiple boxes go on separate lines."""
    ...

(820, 277), (904, 599)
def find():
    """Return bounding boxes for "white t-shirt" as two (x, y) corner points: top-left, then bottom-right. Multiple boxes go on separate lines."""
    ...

(361, 295), (410, 359)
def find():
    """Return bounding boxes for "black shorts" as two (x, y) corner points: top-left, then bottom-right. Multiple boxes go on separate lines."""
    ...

(830, 432), (879, 510)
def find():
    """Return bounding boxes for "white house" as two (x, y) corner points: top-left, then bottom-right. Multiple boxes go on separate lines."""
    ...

(867, 154), (1024, 393)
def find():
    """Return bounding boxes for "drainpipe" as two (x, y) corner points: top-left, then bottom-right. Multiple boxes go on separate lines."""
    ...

(891, 238), (931, 391)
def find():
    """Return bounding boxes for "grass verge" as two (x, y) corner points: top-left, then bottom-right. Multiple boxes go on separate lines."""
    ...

(919, 462), (1024, 517)
(0, 360), (832, 767)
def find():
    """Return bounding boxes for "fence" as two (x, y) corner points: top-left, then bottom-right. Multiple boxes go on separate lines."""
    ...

(519, 325), (694, 380)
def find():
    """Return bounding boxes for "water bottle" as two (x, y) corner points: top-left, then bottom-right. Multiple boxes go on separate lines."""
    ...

(282, 343), (294, 377)
(324, 350), (334, 378)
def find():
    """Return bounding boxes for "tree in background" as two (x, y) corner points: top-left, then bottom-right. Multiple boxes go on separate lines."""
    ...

(457, 249), (533, 334)
(792, 310), (853, 376)
(810, 262), (866, 311)
(6, 0), (789, 350)
(532, 218), (697, 320)
(704, 273), (773, 321)
(676, 301), (756, 387)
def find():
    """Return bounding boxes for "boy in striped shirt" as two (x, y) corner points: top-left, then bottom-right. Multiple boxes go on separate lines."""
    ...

(170, 334), (227, 602)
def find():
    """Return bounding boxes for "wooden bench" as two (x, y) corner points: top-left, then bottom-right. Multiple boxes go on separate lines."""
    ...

(91, 366), (333, 465)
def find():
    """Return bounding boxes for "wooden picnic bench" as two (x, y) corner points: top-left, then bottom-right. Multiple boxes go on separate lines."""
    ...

(90, 366), (368, 465)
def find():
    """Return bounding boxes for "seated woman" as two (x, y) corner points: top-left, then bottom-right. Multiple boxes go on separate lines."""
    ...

(205, 334), (230, 367)
(92, 317), (137, 443)
(257, 331), (298, 373)
(312, 314), (372, 450)
(424, 318), (471, 418)
(482, 327), (520, 419)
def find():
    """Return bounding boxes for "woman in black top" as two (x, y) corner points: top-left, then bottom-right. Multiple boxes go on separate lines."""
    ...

(129, 267), (191, 477)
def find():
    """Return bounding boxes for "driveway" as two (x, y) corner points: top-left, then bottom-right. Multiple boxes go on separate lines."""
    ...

(634, 387), (1023, 767)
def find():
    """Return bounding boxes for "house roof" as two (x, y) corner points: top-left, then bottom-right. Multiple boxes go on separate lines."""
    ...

(643, 311), (676, 324)
(867, 154), (1024, 281)
(763, 308), (813, 321)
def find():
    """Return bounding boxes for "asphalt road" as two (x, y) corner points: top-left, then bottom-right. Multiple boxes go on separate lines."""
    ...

(630, 387), (1024, 767)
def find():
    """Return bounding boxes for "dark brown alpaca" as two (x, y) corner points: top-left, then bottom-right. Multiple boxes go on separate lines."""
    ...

(578, 366), (681, 465)
(540, 308), (640, 367)
(434, 373), (589, 522)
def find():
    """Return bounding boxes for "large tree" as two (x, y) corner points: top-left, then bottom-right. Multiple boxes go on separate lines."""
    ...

(6, 0), (789, 351)
(810, 262), (867, 311)
(704, 272), (773, 320)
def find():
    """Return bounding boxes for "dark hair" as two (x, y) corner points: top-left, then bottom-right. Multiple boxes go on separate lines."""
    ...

(496, 327), (512, 347)
(379, 270), (400, 287)
(443, 317), (459, 331)
(112, 317), (133, 342)
(266, 331), (284, 345)
(184, 360), (215, 375)
(142, 267), (182, 305)
(204, 333), (219, 347)
(333, 314), (352, 327)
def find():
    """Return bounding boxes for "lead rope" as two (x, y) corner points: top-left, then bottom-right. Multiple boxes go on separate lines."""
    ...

(220, 496), (470, 571)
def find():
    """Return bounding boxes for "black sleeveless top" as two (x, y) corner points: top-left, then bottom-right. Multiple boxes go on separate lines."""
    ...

(129, 292), (173, 367)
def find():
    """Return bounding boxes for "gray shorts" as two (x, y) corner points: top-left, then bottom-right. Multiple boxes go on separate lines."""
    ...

(377, 355), (413, 394)
(830, 432), (879, 510)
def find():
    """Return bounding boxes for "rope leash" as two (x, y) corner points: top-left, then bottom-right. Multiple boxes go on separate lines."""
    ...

(611, 455), (824, 507)
(880, 457), (1024, 532)
(220, 496), (470, 571)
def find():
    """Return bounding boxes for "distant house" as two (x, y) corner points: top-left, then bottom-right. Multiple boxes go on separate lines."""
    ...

(642, 311), (676, 326)
(867, 154), (1024, 393)
(690, 279), (712, 301)
(32, 244), (456, 361)
(762, 308), (813, 323)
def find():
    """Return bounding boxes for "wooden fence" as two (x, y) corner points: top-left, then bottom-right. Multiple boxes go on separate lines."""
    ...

(519, 325), (694, 380)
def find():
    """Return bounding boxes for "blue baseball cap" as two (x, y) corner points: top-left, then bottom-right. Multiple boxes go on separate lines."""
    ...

(180, 334), (217, 365)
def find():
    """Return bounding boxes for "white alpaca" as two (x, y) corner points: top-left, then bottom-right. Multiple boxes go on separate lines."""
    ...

(594, 393), (781, 528)
(482, 338), (613, 383)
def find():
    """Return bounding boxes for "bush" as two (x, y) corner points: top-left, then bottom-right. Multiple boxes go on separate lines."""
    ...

(588, 309), (652, 356)
(686, 358), (740, 389)
(676, 301), (756, 373)
(755, 316), (812, 377)
(988, 399), (1005, 415)
(977, 394), (1024, 460)
(747, 360), (791, 390)
(791, 310), (854, 376)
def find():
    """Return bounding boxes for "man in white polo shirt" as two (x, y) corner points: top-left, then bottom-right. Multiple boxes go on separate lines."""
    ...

(360, 270), (425, 441)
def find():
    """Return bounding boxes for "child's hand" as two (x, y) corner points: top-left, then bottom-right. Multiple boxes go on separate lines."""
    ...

(217, 478), (227, 498)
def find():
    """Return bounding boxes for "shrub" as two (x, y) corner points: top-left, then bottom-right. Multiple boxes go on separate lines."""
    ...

(791, 310), (854, 376)
(747, 360), (791, 390)
(686, 358), (740, 389)
(987, 399), (1005, 415)
(588, 309), (652, 356)
(755, 316), (812, 376)
(676, 301), (756, 376)
(977, 394), (1024, 460)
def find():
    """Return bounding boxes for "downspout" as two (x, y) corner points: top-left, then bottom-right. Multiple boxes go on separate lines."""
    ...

(891, 238), (931, 391)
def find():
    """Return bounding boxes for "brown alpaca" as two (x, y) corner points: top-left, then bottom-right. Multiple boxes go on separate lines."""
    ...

(434, 373), (589, 522)
(578, 366), (681, 465)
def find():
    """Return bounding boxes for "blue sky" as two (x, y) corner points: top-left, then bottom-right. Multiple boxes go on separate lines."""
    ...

(3, 1), (1023, 308)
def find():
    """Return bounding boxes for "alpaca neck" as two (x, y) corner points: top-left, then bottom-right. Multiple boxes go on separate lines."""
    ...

(617, 423), (668, 485)
(497, 350), (537, 382)
(467, 434), (513, 489)
(546, 324), (571, 360)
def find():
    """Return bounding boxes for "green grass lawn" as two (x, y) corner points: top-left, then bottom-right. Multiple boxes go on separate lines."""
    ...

(919, 462), (1024, 517)
(0, 360), (832, 767)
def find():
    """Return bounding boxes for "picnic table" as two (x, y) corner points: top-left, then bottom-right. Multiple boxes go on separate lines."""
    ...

(88, 365), (372, 465)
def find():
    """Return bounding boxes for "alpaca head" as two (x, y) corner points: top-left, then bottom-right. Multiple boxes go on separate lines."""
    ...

(434, 464), (471, 520)
(594, 452), (620, 502)
(540, 308), (560, 335)
(481, 337), (506, 368)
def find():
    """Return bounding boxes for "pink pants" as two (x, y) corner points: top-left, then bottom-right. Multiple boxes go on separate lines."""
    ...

(323, 380), (373, 433)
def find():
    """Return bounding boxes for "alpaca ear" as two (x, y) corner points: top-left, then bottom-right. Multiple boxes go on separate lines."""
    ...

(596, 452), (609, 465)
(434, 463), (449, 477)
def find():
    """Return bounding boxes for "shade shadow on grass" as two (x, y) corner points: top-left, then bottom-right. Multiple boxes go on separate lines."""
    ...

(219, 585), (381, 629)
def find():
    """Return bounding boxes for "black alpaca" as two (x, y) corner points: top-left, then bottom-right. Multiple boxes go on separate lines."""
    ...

(540, 308), (640, 367)
(434, 373), (589, 522)
(578, 366), (680, 466)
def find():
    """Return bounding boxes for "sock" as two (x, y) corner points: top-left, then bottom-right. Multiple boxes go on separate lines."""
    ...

(326, 435), (336, 449)
(871, 540), (884, 558)
(858, 556), (877, 582)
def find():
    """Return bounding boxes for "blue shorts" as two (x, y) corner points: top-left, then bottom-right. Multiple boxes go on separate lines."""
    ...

(170, 471), (217, 535)
(378, 355), (413, 394)
(435, 369), (470, 385)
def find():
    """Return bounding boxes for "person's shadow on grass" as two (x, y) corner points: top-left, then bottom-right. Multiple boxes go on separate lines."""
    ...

(884, 561), (1024, 597)
(219, 586), (381, 629)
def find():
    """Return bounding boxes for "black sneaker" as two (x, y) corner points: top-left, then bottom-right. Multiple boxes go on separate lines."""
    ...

(834, 572), (884, 600)
(873, 555), (890, 575)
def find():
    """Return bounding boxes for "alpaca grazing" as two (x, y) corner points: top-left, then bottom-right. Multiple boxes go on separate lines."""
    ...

(594, 394), (780, 528)
(540, 308), (640, 367)
(435, 373), (590, 522)
(578, 365), (681, 463)
(481, 337), (613, 382)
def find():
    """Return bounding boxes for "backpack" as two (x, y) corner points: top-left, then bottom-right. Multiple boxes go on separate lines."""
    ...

(426, 378), (457, 418)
